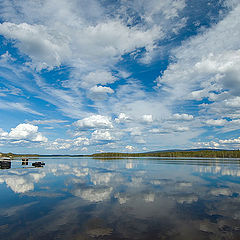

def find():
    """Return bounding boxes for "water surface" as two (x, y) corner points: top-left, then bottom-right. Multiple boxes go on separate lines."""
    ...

(0, 157), (240, 240)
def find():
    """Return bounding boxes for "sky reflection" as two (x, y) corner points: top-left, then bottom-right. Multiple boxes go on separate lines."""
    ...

(0, 157), (240, 239)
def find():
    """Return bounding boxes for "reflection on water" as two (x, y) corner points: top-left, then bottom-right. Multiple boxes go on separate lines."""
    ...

(0, 159), (46, 169)
(0, 158), (240, 239)
(0, 160), (11, 169)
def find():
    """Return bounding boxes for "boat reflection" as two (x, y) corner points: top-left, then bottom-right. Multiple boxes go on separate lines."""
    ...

(22, 159), (28, 166)
(0, 160), (11, 169)
(0, 159), (46, 169)
(32, 161), (45, 168)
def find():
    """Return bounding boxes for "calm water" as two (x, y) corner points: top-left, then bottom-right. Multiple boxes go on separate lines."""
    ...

(0, 157), (240, 240)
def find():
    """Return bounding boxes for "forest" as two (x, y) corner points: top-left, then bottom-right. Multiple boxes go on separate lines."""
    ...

(92, 150), (240, 158)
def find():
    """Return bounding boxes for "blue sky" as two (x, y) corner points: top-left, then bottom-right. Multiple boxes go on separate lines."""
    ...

(0, 0), (240, 154)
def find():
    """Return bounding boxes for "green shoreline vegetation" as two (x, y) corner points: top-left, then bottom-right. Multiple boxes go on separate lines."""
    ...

(1, 150), (240, 159)
(91, 150), (240, 158)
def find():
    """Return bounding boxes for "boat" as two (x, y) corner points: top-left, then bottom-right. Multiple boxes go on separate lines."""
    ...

(32, 161), (45, 167)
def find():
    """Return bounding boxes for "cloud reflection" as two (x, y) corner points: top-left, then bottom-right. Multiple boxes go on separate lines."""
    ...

(1, 158), (240, 240)
(72, 186), (113, 202)
(0, 171), (45, 193)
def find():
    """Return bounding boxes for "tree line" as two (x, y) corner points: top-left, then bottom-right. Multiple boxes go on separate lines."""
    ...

(92, 150), (240, 158)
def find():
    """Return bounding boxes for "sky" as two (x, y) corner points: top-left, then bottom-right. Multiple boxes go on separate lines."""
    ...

(0, 0), (240, 154)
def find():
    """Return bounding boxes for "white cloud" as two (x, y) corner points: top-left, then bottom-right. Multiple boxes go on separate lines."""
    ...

(194, 134), (240, 149)
(219, 138), (240, 144)
(149, 125), (189, 134)
(0, 18), (162, 71)
(74, 137), (90, 146)
(8, 124), (47, 142)
(90, 85), (114, 94)
(29, 119), (68, 125)
(142, 114), (153, 123)
(0, 123), (47, 143)
(172, 126), (189, 132)
(81, 71), (117, 88)
(45, 137), (90, 150)
(128, 127), (142, 136)
(0, 128), (8, 138)
(115, 113), (130, 123)
(0, 22), (71, 70)
(135, 137), (146, 144)
(46, 140), (71, 150)
(92, 130), (114, 141)
(195, 141), (220, 149)
(173, 113), (193, 121)
(125, 145), (134, 151)
(156, 3), (240, 123)
(74, 115), (113, 130)
(149, 128), (163, 134)
(205, 119), (227, 126)
(1, 1), (239, 152)
(224, 96), (240, 107)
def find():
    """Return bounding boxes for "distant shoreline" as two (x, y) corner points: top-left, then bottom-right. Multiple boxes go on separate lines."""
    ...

(1, 149), (240, 159)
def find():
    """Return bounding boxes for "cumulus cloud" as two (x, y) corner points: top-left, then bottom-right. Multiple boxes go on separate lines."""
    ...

(156, 3), (240, 123)
(0, 128), (8, 138)
(92, 130), (114, 141)
(115, 113), (130, 123)
(81, 71), (117, 88)
(74, 137), (90, 146)
(90, 85), (114, 94)
(74, 115), (113, 130)
(125, 145), (134, 151)
(45, 137), (90, 150)
(172, 113), (193, 121)
(195, 134), (240, 149)
(88, 85), (115, 101)
(219, 138), (240, 144)
(0, 123), (47, 143)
